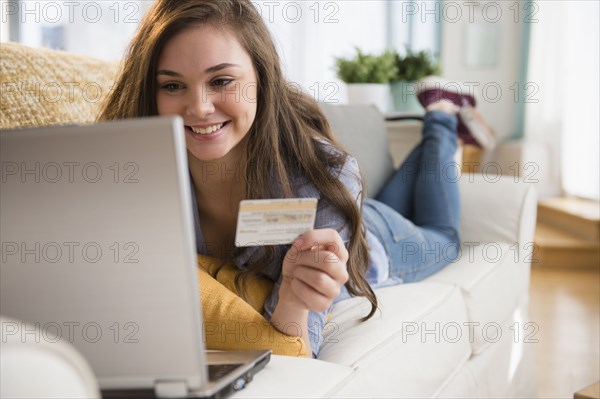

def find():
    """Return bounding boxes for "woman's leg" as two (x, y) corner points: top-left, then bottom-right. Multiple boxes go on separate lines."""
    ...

(369, 110), (461, 282)
(375, 132), (422, 220)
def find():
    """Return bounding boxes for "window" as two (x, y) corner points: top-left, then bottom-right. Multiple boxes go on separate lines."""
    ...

(525, 0), (600, 200)
(2, 0), (440, 104)
(2, 1), (152, 61)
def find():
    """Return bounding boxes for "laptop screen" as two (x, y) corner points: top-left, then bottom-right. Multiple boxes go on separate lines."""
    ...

(1, 116), (208, 391)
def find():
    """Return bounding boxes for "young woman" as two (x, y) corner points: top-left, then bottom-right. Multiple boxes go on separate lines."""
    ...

(98, 0), (492, 357)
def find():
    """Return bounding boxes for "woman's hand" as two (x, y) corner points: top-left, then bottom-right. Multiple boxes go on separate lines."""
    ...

(279, 228), (350, 313)
(269, 228), (349, 355)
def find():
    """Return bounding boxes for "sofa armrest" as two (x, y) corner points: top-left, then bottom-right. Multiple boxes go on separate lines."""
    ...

(0, 316), (100, 398)
(459, 174), (537, 248)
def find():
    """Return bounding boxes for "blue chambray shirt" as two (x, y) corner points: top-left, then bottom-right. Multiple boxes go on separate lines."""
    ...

(190, 144), (393, 357)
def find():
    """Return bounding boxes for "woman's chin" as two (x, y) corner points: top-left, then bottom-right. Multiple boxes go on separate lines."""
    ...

(187, 151), (226, 163)
(185, 145), (237, 163)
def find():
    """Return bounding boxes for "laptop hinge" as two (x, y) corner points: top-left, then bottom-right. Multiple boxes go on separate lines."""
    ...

(154, 380), (189, 398)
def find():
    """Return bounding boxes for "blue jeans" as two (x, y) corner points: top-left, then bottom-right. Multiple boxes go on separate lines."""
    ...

(364, 111), (461, 283)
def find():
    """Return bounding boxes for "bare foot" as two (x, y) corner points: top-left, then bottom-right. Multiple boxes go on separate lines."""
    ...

(426, 99), (460, 114)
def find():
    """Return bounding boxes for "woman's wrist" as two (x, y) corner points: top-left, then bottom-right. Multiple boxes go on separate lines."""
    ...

(270, 300), (309, 333)
(270, 301), (312, 356)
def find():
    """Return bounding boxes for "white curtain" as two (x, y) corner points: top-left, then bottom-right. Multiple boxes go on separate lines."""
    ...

(525, 1), (600, 200)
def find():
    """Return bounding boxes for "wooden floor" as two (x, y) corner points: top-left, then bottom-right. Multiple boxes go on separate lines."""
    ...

(529, 265), (600, 398)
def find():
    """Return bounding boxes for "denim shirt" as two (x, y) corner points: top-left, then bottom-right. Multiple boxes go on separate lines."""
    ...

(190, 143), (391, 357)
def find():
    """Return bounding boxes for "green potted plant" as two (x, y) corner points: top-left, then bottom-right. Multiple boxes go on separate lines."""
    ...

(391, 49), (441, 112)
(335, 48), (397, 113)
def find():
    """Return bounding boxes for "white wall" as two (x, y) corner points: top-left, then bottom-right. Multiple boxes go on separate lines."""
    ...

(440, 0), (525, 140)
(263, 0), (388, 103)
(8, 0), (388, 105)
(0, 2), (8, 41)
(11, 1), (152, 60)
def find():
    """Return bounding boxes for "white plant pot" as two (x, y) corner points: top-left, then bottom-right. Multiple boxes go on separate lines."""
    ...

(346, 83), (391, 113)
(391, 80), (423, 112)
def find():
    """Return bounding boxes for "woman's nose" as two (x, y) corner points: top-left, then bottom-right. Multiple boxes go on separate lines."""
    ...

(185, 85), (215, 118)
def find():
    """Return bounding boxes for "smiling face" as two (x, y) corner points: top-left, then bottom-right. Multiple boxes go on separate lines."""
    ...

(156, 25), (258, 162)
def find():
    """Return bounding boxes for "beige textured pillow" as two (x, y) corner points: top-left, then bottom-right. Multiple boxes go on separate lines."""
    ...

(0, 41), (118, 130)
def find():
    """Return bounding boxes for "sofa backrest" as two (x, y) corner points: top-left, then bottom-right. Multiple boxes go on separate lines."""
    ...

(320, 103), (395, 198)
(0, 42), (118, 130)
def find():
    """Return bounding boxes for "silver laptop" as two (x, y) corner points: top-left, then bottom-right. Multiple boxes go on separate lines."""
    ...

(0, 116), (270, 398)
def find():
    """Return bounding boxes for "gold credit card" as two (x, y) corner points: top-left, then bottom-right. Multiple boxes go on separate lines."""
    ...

(235, 198), (318, 247)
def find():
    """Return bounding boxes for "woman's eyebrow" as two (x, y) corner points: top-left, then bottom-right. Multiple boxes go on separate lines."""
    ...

(204, 63), (240, 73)
(156, 69), (181, 78)
(156, 63), (241, 77)
(156, 69), (181, 77)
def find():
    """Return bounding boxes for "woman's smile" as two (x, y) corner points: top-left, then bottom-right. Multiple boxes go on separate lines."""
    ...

(185, 121), (231, 141)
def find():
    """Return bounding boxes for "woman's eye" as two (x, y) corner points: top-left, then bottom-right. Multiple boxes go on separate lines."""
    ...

(211, 78), (234, 87)
(161, 83), (183, 92)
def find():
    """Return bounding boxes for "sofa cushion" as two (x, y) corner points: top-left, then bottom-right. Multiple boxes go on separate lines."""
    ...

(459, 176), (538, 246)
(319, 103), (395, 198)
(319, 282), (472, 398)
(232, 355), (354, 398)
(436, 300), (538, 399)
(426, 243), (530, 354)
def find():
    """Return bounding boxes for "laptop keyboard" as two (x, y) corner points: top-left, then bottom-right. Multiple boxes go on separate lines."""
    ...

(208, 363), (242, 382)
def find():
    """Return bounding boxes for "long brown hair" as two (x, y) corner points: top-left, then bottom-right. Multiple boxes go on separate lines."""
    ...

(97, 0), (377, 320)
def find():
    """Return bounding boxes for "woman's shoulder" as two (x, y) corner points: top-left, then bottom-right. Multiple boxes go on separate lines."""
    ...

(291, 136), (362, 199)
(315, 136), (361, 179)
(312, 136), (360, 175)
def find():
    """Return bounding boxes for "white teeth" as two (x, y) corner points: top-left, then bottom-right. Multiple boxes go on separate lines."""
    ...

(190, 122), (224, 135)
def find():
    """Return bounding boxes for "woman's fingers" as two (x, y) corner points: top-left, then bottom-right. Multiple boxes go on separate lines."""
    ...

(280, 228), (350, 313)
(292, 228), (349, 264)
(288, 272), (334, 313)
(290, 263), (342, 299)
(284, 247), (349, 285)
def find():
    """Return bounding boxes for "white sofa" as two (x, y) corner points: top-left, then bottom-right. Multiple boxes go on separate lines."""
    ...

(1, 108), (538, 399)
(230, 105), (539, 398)
(0, 42), (538, 397)
(0, 317), (100, 398)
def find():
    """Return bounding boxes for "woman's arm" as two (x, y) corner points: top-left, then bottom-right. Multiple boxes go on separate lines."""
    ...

(266, 153), (363, 356)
